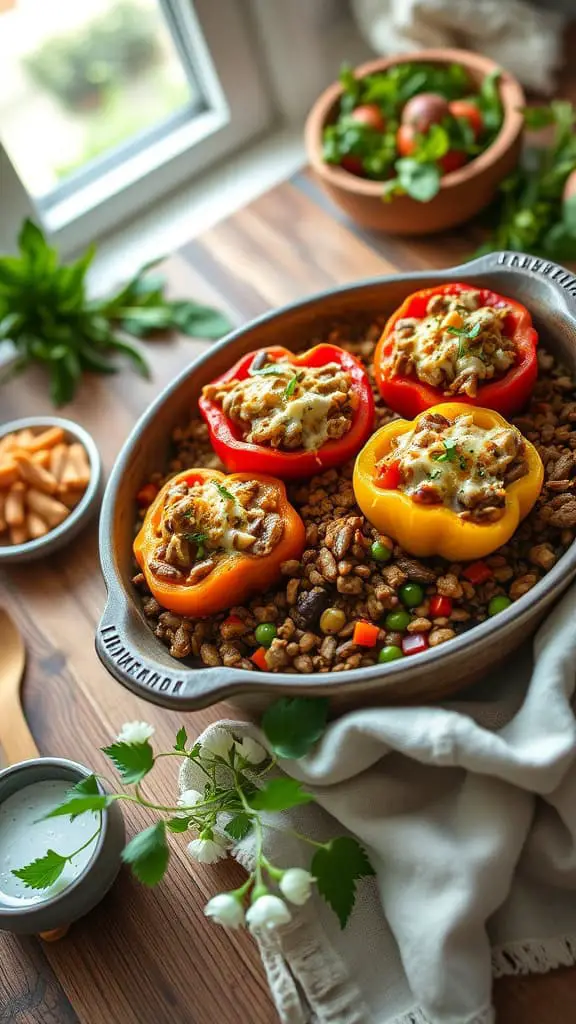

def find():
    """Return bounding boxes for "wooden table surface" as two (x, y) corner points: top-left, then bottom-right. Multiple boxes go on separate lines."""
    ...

(2, 171), (576, 1023)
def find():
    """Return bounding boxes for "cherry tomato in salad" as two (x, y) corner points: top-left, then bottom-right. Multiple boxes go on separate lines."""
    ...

(396, 123), (417, 157)
(402, 92), (450, 133)
(448, 100), (484, 140)
(351, 104), (386, 132)
(340, 154), (366, 177)
(439, 149), (468, 174)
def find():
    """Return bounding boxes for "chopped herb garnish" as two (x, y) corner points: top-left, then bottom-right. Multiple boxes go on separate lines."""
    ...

(447, 321), (482, 341)
(428, 469), (442, 480)
(284, 372), (304, 399)
(215, 482), (236, 503)
(250, 364), (285, 377)
(459, 455), (468, 471)
(432, 439), (459, 463)
(477, 468), (486, 478)
(184, 531), (208, 559)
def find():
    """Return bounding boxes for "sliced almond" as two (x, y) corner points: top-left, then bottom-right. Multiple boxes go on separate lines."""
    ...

(13, 453), (58, 495)
(19, 426), (65, 452)
(26, 488), (69, 528)
(5, 482), (26, 526)
(9, 522), (29, 545)
(27, 511), (49, 539)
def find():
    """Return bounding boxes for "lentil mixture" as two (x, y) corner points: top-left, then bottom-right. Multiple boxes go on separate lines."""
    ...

(133, 319), (576, 674)
(381, 411), (528, 523)
(391, 288), (515, 398)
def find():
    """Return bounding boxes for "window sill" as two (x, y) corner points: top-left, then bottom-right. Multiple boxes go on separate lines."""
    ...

(86, 125), (306, 295)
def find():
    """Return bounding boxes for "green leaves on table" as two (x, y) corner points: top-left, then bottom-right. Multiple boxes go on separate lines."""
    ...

(475, 99), (576, 260)
(312, 837), (376, 929)
(101, 739), (154, 784)
(12, 850), (68, 891)
(122, 822), (170, 887)
(261, 697), (330, 759)
(0, 219), (233, 406)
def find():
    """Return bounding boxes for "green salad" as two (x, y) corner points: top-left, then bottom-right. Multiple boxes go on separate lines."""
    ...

(322, 61), (503, 202)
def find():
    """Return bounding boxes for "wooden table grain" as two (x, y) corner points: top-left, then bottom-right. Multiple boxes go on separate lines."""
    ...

(1, 171), (576, 1023)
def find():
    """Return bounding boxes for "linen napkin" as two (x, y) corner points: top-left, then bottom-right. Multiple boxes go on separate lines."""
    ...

(351, 0), (565, 95)
(180, 583), (576, 1024)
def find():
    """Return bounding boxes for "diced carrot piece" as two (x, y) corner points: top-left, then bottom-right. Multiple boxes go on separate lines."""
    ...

(251, 647), (269, 671)
(352, 620), (380, 647)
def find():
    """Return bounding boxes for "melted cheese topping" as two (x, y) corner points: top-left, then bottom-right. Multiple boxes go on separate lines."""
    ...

(381, 413), (527, 522)
(202, 357), (355, 451)
(391, 290), (516, 398)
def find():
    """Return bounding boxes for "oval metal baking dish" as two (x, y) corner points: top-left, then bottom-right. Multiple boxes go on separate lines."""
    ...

(96, 250), (576, 713)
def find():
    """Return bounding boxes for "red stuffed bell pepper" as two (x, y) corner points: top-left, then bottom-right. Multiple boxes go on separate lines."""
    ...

(374, 283), (538, 419)
(199, 343), (374, 479)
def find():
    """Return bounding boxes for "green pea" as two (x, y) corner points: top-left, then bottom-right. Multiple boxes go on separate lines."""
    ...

(370, 540), (392, 562)
(399, 583), (424, 608)
(378, 645), (404, 663)
(255, 623), (277, 648)
(488, 595), (512, 617)
(384, 609), (411, 631)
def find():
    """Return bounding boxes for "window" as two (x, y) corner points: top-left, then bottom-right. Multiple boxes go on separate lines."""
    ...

(0, 0), (272, 248)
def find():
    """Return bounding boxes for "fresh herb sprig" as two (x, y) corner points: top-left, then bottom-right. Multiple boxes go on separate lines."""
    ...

(447, 320), (482, 359)
(284, 372), (303, 399)
(0, 220), (232, 406)
(13, 700), (374, 932)
(432, 439), (459, 464)
(215, 482), (237, 503)
(184, 531), (208, 559)
(475, 100), (576, 259)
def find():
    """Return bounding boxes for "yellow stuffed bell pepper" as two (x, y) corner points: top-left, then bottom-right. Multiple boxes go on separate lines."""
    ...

(353, 402), (543, 562)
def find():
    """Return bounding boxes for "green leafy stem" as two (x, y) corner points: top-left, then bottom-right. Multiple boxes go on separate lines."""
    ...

(0, 220), (233, 406)
(13, 699), (375, 931)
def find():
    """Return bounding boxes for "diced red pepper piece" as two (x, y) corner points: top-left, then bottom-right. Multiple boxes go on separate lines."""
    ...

(136, 483), (159, 507)
(251, 647), (269, 671)
(429, 595), (453, 618)
(463, 561), (493, 585)
(353, 620), (380, 647)
(376, 460), (401, 490)
(223, 614), (244, 626)
(402, 633), (429, 656)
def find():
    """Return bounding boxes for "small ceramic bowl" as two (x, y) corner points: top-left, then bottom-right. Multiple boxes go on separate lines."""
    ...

(0, 757), (125, 936)
(0, 416), (102, 564)
(304, 48), (525, 235)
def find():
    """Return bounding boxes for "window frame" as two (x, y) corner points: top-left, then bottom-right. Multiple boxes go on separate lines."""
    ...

(30, 0), (273, 253)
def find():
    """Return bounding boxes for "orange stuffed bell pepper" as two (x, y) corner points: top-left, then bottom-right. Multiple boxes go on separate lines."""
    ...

(134, 468), (305, 617)
(353, 402), (543, 562)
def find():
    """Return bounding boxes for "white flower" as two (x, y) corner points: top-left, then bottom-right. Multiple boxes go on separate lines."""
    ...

(176, 789), (203, 815)
(204, 893), (245, 930)
(187, 837), (228, 864)
(279, 868), (315, 906)
(117, 721), (154, 744)
(200, 729), (235, 760)
(246, 894), (292, 931)
(235, 736), (268, 765)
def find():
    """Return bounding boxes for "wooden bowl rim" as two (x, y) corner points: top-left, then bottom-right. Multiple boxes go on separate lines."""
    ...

(304, 48), (526, 196)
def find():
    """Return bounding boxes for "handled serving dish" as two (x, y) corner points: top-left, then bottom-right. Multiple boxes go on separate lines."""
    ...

(97, 251), (576, 713)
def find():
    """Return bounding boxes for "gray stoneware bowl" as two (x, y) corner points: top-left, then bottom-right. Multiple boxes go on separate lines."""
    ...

(97, 250), (576, 714)
(0, 758), (125, 935)
(0, 417), (101, 564)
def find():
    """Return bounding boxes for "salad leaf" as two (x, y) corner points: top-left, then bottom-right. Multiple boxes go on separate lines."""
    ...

(397, 159), (442, 202)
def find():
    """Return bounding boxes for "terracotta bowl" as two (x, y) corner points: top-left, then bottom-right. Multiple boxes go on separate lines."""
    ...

(304, 48), (525, 235)
(97, 250), (576, 715)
